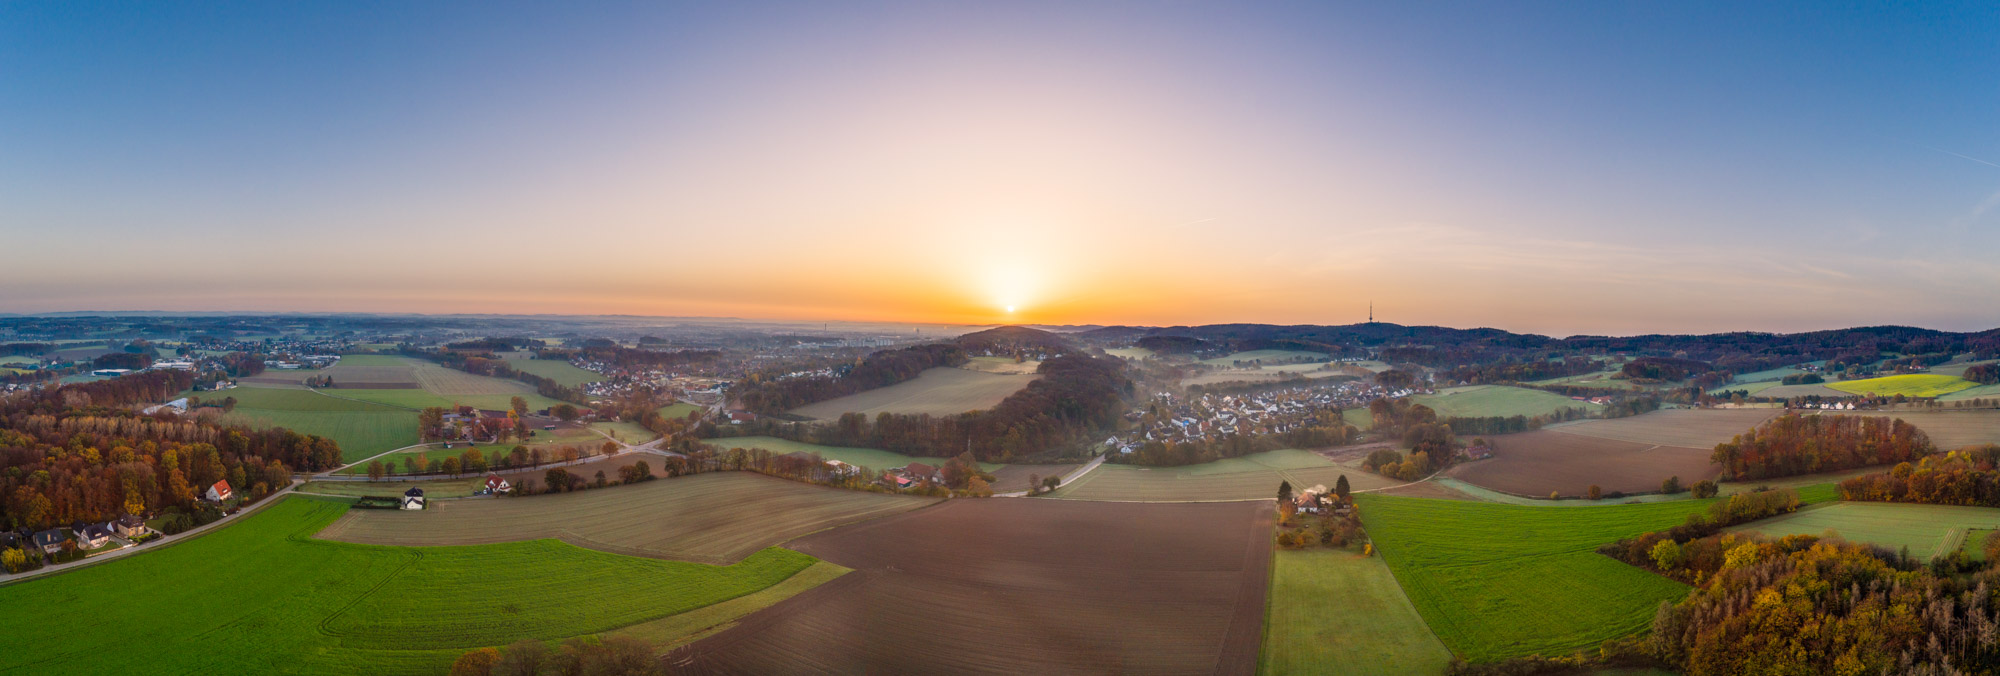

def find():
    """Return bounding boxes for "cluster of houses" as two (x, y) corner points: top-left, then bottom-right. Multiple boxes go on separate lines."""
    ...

(1290, 484), (1350, 516)
(1104, 381), (1426, 453)
(880, 462), (942, 490)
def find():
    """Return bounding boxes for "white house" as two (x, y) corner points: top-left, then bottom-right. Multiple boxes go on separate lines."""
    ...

(205, 480), (233, 502)
(401, 487), (426, 510)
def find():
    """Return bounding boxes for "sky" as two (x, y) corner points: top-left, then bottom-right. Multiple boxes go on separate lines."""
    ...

(3, 1), (1998, 337)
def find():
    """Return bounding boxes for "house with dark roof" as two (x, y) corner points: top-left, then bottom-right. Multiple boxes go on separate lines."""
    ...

(77, 524), (113, 549)
(31, 529), (69, 554)
(113, 515), (146, 537)
(401, 487), (426, 510)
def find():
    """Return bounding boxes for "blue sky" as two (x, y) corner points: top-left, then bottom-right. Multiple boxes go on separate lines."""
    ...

(2, 2), (1997, 334)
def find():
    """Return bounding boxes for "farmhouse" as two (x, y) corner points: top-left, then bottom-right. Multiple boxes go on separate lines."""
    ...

(484, 474), (512, 494)
(205, 480), (233, 503)
(401, 487), (426, 510)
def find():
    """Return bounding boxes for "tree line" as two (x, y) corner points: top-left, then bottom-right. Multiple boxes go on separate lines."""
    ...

(1711, 413), (1934, 480)
(713, 354), (1129, 462)
(1838, 446), (2000, 506)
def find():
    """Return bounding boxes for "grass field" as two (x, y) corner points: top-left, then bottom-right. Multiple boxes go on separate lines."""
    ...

(1411, 385), (1591, 420)
(1049, 449), (1399, 502)
(1942, 383), (2000, 402)
(1965, 530), (1997, 561)
(0, 496), (821, 675)
(192, 386), (421, 462)
(1261, 548), (1453, 675)
(1357, 494), (1712, 661)
(960, 355), (1041, 374)
(1730, 502), (2000, 560)
(608, 560), (852, 652)
(789, 367), (1035, 420)
(318, 472), (939, 564)
(657, 402), (702, 420)
(589, 420), (659, 444)
(332, 443), (530, 474)
(498, 355), (603, 387)
(713, 435), (1002, 471)
(1827, 373), (1979, 398)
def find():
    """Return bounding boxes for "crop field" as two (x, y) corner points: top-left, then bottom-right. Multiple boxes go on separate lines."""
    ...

(1942, 384), (2000, 401)
(1845, 410), (2000, 450)
(788, 366), (1036, 420)
(319, 472), (939, 564)
(1827, 373), (1979, 398)
(498, 356), (603, 387)
(589, 420), (659, 444)
(1357, 494), (1711, 662)
(1446, 430), (1718, 497)
(960, 355), (1041, 374)
(1931, 359), (1998, 377)
(1201, 349), (1329, 366)
(670, 499), (1273, 675)
(714, 435), (1003, 472)
(1411, 385), (1591, 420)
(0, 497), (820, 675)
(1528, 369), (1640, 391)
(1548, 408), (1779, 448)
(1261, 548), (1453, 675)
(1731, 502), (2000, 560)
(1048, 449), (1399, 502)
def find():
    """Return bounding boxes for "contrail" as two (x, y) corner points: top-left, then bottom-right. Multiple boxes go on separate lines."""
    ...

(1929, 146), (2000, 169)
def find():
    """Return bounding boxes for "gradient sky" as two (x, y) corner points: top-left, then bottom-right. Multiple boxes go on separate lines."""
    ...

(4, 1), (1998, 336)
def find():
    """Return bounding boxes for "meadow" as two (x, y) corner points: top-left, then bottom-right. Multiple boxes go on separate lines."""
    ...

(192, 386), (421, 462)
(657, 401), (703, 420)
(1730, 502), (2000, 560)
(497, 353), (603, 387)
(787, 366), (1035, 419)
(1200, 349), (1328, 366)
(1409, 385), (1592, 420)
(1261, 548), (1453, 675)
(714, 435), (1002, 472)
(0, 497), (819, 675)
(1048, 449), (1397, 502)
(318, 472), (938, 564)
(1827, 373), (1979, 398)
(1356, 494), (1712, 661)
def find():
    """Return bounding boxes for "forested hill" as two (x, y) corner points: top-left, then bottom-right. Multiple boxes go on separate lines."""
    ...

(1079, 323), (2000, 375)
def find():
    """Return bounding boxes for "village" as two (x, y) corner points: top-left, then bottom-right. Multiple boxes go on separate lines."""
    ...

(1103, 379), (1430, 454)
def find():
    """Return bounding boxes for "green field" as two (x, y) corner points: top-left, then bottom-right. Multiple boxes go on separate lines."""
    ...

(333, 443), (527, 474)
(715, 436), (1002, 472)
(1356, 494), (1713, 661)
(299, 477), (488, 498)
(1730, 502), (2000, 560)
(1048, 449), (1398, 502)
(1409, 385), (1592, 420)
(590, 420), (660, 444)
(0, 497), (818, 675)
(498, 355), (603, 387)
(1964, 529), (1997, 561)
(658, 402), (703, 420)
(1826, 373), (1979, 398)
(331, 388), (568, 413)
(192, 387), (421, 462)
(1261, 548), (1452, 675)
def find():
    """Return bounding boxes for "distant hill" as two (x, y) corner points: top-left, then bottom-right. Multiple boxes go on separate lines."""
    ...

(955, 326), (1074, 355)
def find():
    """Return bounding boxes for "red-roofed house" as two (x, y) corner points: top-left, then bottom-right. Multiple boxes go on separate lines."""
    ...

(485, 474), (513, 494)
(205, 480), (234, 502)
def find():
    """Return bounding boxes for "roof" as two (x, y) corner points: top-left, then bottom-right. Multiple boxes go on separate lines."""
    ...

(404, 487), (425, 497)
(210, 479), (232, 495)
(904, 462), (937, 477)
(32, 530), (66, 546)
(116, 514), (144, 527)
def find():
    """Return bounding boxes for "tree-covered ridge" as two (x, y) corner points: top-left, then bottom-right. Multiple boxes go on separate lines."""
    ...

(1712, 413), (1935, 480)
(733, 343), (968, 414)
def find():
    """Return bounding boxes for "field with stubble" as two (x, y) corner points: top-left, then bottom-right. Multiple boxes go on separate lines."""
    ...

(667, 499), (1274, 675)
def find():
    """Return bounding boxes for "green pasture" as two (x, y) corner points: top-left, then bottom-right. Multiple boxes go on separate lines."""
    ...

(1410, 385), (1591, 420)
(1201, 349), (1328, 366)
(1260, 548), (1452, 675)
(657, 402), (703, 420)
(499, 356), (603, 388)
(1356, 494), (1714, 662)
(0, 497), (818, 675)
(1730, 502), (2000, 560)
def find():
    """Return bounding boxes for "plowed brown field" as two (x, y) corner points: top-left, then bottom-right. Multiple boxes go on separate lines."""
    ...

(666, 499), (1274, 675)
(1446, 430), (1719, 497)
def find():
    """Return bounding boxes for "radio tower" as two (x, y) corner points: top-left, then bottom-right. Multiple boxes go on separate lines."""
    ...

(1368, 302), (1373, 323)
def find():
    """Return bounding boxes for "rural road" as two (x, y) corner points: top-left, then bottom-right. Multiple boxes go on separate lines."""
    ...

(0, 478), (304, 586)
(996, 453), (1106, 498)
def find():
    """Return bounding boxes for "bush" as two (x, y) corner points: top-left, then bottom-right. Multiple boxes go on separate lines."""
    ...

(1689, 479), (1718, 498)
(1660, 476), (1682, 494)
